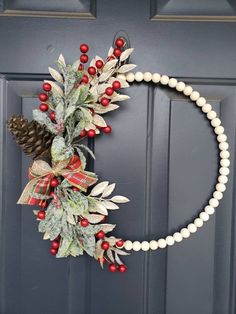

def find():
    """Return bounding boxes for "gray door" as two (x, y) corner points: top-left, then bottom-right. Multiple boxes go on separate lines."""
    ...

(1, 1), (236, 314)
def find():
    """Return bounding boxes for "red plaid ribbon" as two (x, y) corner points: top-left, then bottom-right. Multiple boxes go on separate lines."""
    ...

(18, 155), (97, 205)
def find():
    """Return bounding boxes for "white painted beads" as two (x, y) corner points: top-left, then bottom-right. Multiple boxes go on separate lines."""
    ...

(122, 72), (229, 253)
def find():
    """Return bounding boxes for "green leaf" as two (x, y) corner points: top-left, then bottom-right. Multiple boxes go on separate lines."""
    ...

(78, 85), (89, 104)
(55, 102), (64, 122)
(64, 66), (78, 97)
(51, 136), (74, 162)
(82, 235), (96, 256)
(32, 109), (58, 134)
(65, 105), (76, 120)
(77, 144), (95, 160)
(69, 239), (83, 257)
(57, 237), (73, 257)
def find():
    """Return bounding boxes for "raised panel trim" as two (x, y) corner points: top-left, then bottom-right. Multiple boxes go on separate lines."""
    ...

(0, 0), (96, 19)
(150, 0), (236, 22)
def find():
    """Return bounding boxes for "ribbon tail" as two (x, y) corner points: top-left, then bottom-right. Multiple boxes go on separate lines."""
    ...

(63, 170), (98, 192)
(17, 178), (38, 205)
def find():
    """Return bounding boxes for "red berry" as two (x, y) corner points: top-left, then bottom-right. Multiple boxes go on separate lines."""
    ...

(105, 87), (114, 96)
(95, 60), (104, 69)
(96, 230), (105, 239)
(78, 64), (84, 71)
(116, 239), (124, 248)
(100, 97), (110, 107)
(87, 129), (96, 138)
(98, 256), (106, 263)
(81, 75), (89, 84)
(49, 111), (56, 121)
(80, 44), (89, 53)
(72, 187), (79, 192)
(109, 264), (117, 273)
(103, 125), (112, 134)
(115, 38), (125, 48)
(113, 48), (122, 58)
(49, 191), (55, 197)
(80, 54), (88, 64)
(88, 66), (96, 76)
(37, 210), (45, 220)
(80, 129), (87, 137)
(43, 83), (52, 92)
(101, 241), (110, 250)
(39, 93), (48, 102)
(118, 264), (127, 273)
(50, 248), (57, 256)
(50, 178), (59, 188)
(51, 240), (59, 249)
(112, 81), (121, 90)
(39, 103), (49, 112)
(80, 219), (89, 227)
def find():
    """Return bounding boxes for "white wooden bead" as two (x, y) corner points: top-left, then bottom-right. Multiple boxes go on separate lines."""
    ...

(190, 91), (200, 101)
(117, 74), (126, 81)
(207, 111), (217, 120)
(132, 241), (141, 251)
(141, 241), (150, 251)
(124, 240), (133, 251)
(135, 72), (144, 82)
(160, 75), (169, 85)
(214, 126), (224, 135)
(205, 205), (215, 215)
(219, 167), (230, 176)
(220, 150), (230, 159)
(199, 212), (209, 222)
(194, 218), (204, 227)
(188, 223), (197, 233)
(173, 232), (183, 242)
(209, 198), (219, 208)
(218, 175), (228, 184)
(176, 81), (185, 92)
(196, 97), (206, 107)
(211, 118), (221, 127)
(158, 238), (167, 248)
(219, 142), (229, 151)
(143, 72), (152, 82)
(216, 183), (226, 192)
(183, 86), (193, 96)
(152, 73), (161, 83)
(168, 78), (177, 88)
(217, 134), (227, 142)
(166, 236), (175, 246)
(149, 240), (158, 250)
(202, 103), (212, 113)
(126, 72), (135, 82)
(181, 228), (190, 238)
(213, 191), (223, 200)
(220, 158), (230, 167)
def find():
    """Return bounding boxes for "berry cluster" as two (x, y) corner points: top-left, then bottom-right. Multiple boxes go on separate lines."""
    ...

(96, 231), (127, 273)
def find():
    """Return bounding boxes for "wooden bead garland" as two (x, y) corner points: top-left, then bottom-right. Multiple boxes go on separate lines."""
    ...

(124, 72), (230, 252)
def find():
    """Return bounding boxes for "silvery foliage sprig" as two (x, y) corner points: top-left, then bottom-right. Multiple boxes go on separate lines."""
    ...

(32, 47), (136, 145)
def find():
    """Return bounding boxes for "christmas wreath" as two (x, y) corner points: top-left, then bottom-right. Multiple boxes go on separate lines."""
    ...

(7, 38), (230, 273)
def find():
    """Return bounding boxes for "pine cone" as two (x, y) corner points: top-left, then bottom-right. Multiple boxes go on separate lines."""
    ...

(7, 115), (54, 159)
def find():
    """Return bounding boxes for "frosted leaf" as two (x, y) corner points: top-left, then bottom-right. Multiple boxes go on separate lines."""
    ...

(48, 67), (63, 83)
(102, 183), (116, 198)
(90, 181), (109, 196)
(118, 64), (137, 73)
(110, 196), (130, 203)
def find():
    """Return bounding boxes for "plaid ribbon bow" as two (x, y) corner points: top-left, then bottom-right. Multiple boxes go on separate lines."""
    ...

(17, 155), (97, 205)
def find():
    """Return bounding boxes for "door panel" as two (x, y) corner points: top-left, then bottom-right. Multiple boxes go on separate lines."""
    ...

(1, 1), (236, 314)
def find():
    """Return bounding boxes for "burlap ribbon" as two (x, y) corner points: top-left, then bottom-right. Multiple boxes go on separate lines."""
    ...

(18, 155), (97, 205)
